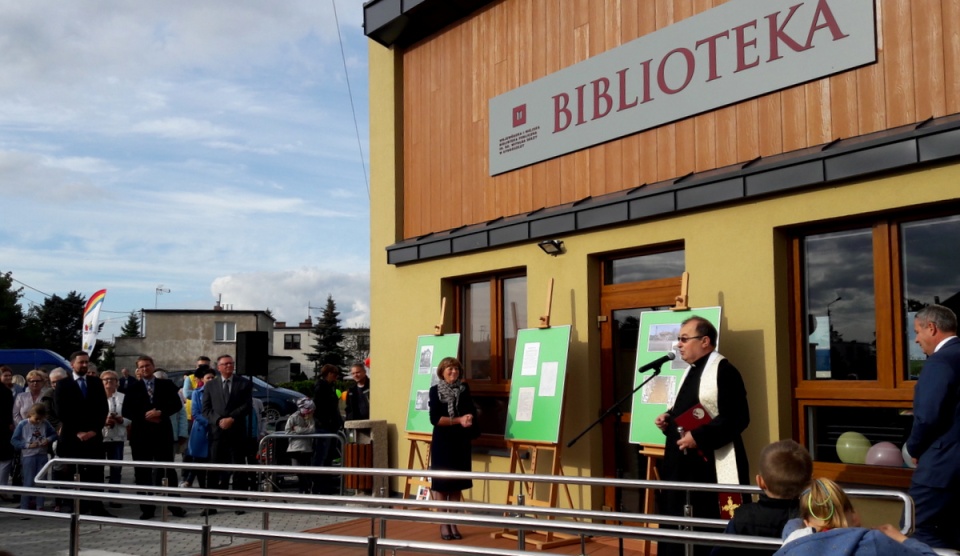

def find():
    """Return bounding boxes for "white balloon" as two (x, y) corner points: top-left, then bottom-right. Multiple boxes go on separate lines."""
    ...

(902, 443), (917, 469)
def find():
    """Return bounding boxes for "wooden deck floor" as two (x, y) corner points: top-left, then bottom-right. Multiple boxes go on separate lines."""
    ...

(212, 518), (655, 556)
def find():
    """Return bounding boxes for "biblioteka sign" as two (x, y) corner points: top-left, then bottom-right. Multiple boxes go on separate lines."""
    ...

(489, 0), (876, 176)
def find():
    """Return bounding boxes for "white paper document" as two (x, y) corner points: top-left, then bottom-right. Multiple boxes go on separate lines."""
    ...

(516, 387), (535, 421)
(520, 343), (540, 376)
(538, 362), (558, 397)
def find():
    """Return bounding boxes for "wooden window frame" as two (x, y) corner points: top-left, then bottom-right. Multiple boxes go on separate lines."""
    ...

(453, 269), (526, 446)
(787, 204), (960, 485)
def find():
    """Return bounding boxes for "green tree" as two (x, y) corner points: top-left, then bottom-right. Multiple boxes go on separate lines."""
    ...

(307, 295), (347, 376)
(120, 311), (141, 337)
(24, 291), (85, 358)
(98, 340), (116, 370)
(0, 272), (26, 348)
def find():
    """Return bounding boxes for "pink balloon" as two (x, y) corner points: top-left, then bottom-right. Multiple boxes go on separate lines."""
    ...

(865, 441), (902, 467)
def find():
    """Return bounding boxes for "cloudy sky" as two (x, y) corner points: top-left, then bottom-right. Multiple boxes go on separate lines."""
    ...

(0, 1), (371, 338)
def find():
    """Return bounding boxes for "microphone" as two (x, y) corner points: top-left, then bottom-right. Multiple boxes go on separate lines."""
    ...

(637, 352), (676, 373)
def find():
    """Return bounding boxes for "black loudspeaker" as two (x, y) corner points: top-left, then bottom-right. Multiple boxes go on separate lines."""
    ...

(236, 331), (269, 376)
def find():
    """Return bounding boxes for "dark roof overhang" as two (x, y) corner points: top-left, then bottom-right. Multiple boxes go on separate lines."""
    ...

(363, 0), (498, 48)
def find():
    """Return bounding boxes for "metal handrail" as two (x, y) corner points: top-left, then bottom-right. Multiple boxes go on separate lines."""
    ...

(1, 483), (782, 553)
(36, 457), (916, 531)
(26, 458), (918, 555)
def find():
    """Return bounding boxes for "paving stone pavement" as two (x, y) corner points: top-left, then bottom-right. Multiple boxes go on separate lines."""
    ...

(0, 490), (361, 556)
(0, 448), (363, 556)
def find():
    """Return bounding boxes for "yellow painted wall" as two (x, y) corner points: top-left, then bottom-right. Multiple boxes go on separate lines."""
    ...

(370, 37), (960, 508)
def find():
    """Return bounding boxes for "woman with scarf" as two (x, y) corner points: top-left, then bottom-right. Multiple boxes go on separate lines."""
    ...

(428, 357), (478, 541)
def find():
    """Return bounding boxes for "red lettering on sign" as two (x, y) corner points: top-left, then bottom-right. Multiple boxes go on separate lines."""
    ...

(695, 30), (730, 82)
(616, 68), (639, 111)
(733, 20), (759, 73)
(553, 93), (571, 133)
(657, 48), (695, 95)
(592, 77), (612, 120)
(804, 0), (849, 48)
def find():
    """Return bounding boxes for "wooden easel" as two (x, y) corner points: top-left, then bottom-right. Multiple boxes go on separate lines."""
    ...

(402, 298), (447, 500)
(402, 432), (433, 499)
(672, 271), (690, 311)
(492, 441), (580, 549)
(492, 280), (579, 549)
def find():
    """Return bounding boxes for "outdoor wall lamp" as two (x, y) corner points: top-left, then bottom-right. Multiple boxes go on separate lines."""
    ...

(538, 239), (565, 256)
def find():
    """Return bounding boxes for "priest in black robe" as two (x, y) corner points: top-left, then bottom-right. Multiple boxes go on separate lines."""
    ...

(654, 316), (750, 556)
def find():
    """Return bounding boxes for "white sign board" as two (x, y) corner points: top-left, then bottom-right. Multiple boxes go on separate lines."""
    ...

(489, 0), (877, 175)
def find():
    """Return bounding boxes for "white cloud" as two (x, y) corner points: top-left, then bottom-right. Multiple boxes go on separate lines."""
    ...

(210, 268), (370, 328)
(132, 117), (233, 140)
(0, 0), (371, 345)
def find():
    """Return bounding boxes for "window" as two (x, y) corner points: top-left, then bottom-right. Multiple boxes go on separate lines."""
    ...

(789, 208), (960, 486)
(214, 321), (237, 342)
(456, 270), (526, 439)
(284, 334), (301, 350)
(356, 334), (370, 351)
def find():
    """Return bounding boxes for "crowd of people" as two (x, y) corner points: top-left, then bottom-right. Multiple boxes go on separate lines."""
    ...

(0, 305), (956, 553)
(0, 353), (372, 521)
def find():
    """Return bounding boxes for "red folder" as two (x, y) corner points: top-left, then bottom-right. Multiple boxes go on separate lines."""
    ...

(674, 403), (712, 431)
(673, 403), (743, 519)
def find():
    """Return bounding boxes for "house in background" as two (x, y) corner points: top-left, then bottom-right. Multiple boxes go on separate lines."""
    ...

(115, 306), (293, 384)
(274, 317), (370, 379)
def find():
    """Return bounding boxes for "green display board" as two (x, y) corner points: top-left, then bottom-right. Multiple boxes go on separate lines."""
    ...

(505, 325), (571, 443)
(405, 334), (461, 434)
(627, 307), (722, 446)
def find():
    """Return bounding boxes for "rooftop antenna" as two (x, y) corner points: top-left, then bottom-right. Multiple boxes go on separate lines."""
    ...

(155, 285), (171, 309)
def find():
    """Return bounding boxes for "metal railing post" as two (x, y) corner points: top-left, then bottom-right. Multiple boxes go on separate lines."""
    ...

(73, 471), (81, 515)
(161, 477), (169, 556)
(69, 510), (80, 556)
(517, 488), (526, 551)
(261, 504), (270, 556)
(683, 489), (693, 556)
(199, 522), (212, 556)
(367, 535), (377, 556)
(262, 475), (272, 556)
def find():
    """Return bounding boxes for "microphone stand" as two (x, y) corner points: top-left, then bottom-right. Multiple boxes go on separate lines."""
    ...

(567, 365), (664, 449)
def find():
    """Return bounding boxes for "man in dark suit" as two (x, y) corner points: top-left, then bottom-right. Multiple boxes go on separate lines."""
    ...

(122, 355), (185, 520)
(118, 368), (137, 393)
(906, 304), (960, 550)
(54, 351), (112, 516)
(202, 354), (253, 494)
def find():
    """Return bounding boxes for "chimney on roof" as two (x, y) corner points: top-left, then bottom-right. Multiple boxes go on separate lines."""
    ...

(301, 318), (312, 328)
(275, 321), (286, 328)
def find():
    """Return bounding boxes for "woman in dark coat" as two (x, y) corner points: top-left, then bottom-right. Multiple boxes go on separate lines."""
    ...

(429, 356), (478, 541)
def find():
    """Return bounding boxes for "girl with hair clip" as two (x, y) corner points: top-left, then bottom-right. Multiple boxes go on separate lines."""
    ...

(775, 478), (937, 555)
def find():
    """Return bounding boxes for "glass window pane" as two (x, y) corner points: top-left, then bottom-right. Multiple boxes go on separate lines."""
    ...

(803, 229), (877, 381)
(462, 281), (491, 381)
(473, 394), (507, 436)
(805, 405), (912, 464)
(901, 214), (960, 380)
(604, 250), (685, 285)
(501, 276), (526, 381)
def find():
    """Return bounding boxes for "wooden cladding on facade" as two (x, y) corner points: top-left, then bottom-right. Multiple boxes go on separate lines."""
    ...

(401, 0), (960, 240)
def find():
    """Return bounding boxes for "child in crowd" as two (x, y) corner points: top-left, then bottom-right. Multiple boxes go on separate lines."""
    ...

(184, 369), (216, 489)
(11, 403), (57, 514)
(285, 398), (316, 494)
(712, 439), (812, 555)
(776, 478), (937, 555)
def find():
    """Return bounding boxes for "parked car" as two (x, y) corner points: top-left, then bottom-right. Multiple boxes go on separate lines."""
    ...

(166, 371), (305, 423)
